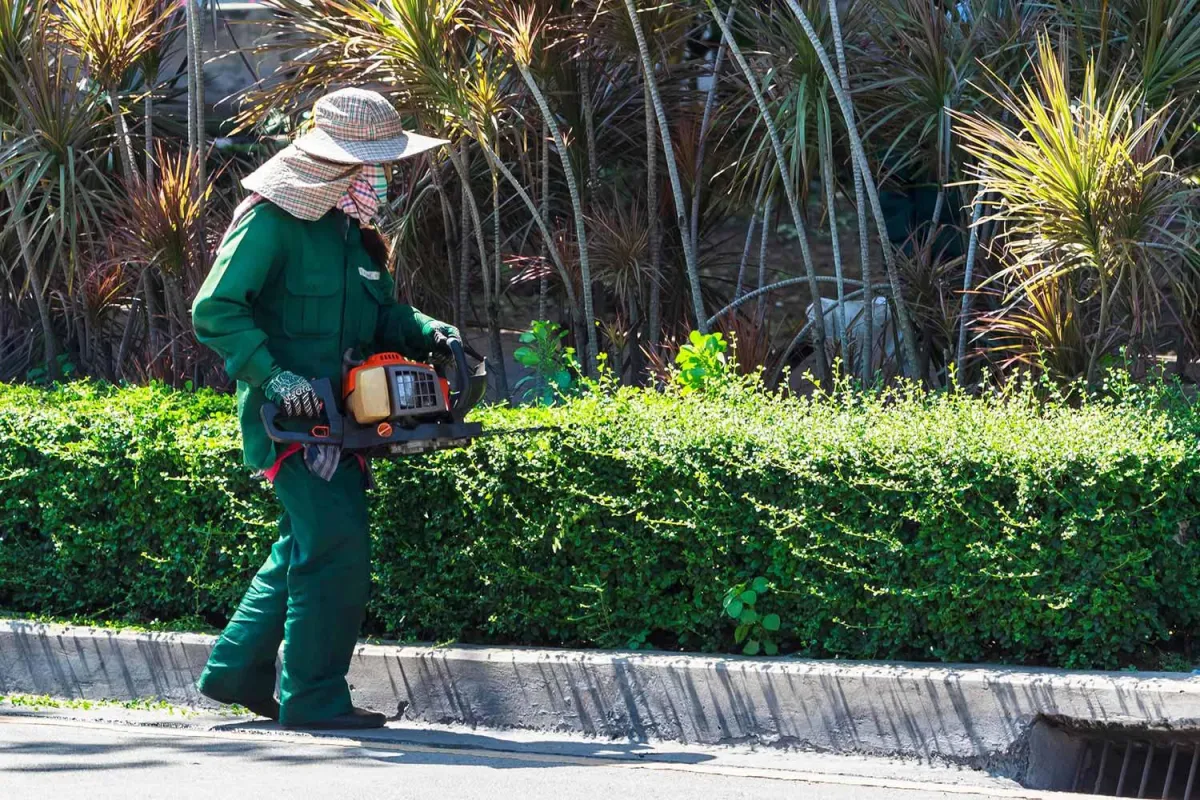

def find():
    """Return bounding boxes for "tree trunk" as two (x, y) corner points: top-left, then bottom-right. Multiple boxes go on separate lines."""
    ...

(781, 0), (921, 379)
(5, 182), (59, 380)
(516, 63), (598, 375)
(707, 0), (829, 387)
(623, 0), (705, 333)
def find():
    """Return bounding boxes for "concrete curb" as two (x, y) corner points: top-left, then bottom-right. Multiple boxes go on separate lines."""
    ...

(4, 619), (1200, 771)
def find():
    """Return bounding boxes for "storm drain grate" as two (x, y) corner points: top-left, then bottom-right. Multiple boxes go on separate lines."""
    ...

(1067, 737), (1200, 797)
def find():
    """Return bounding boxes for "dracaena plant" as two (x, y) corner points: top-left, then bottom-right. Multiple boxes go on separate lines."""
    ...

(957, 35), (1200, 385)
(53, 0), (171, 182)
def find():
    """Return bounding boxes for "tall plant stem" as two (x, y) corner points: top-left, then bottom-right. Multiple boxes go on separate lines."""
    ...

(141, 267), (161, 367)
(115, 295), (142, 381)
(184, 0), (196, 161)
(923, 107), (951, 252)
(449, 144), (488, 301)
(645, 81), (662, 347)
(691, 1), (736, 255)
(756, 188), (774, 326)
(780, 0), (921, 379)
(538, 121), (549, 322)
(109, 91), (138, 182)
(186, 0), (205, 192)
(448, 141), (506, 397)
(474, 133), (578, 315)
(1086, 273), (1112, 387)
(144, 91), (155, 189)
(5, 182), (58, 379)
(825, 0), (873, 382)
(579, 54), (599, 195)
(707, 0), (829, 386)
(851, 166), (871, 380)
(955, 186), (986, 378)
(708, 274), (866, 329)
(819, 96), (850, 365)
(488, 162), (509, 401)
(623, 0), (705, 333)
(457, 180), (470, 330)
(515, 62), (598, 374)
(735, 170), (769, 300)
(429, 156), (461, 327)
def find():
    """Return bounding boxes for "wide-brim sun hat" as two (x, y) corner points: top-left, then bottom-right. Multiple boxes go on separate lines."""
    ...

(293, 87), (449, 165)
(241, 87), (449, 221)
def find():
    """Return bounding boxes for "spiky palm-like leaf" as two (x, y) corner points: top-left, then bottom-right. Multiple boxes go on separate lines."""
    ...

(53, 0), (170, 179)
(957, 35), (1199, 381)
(53, 0), (168, 87)
(109, 144), (214, 280)
(976, 272), (1089, 384)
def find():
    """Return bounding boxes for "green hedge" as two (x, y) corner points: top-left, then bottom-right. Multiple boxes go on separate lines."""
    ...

(2, 378), (1198, 669)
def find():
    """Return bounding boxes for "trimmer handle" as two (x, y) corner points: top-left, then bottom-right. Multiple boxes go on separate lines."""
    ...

(445, 338), (488, 415)
(260, 378), (343, 445)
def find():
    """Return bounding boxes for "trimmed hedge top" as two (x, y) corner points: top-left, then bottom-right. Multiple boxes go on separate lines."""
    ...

(1, 377), (1198, 669)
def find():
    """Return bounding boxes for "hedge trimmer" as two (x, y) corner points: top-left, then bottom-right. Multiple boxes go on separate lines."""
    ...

(261, 339), (548, 458)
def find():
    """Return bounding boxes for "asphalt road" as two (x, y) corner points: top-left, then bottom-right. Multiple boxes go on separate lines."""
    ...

(0, 716), (1072, 800)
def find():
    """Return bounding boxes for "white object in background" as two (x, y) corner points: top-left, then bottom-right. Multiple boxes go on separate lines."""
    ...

(805, 296), (897, 371)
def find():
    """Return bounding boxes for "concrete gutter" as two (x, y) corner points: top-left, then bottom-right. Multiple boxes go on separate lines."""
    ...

(4, 619), (1200, 777)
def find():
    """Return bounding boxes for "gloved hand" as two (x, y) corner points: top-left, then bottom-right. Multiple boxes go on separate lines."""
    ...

(264, 370), (323, 418)
(429, 322), (461, 367)
(430, 322), (461, 348)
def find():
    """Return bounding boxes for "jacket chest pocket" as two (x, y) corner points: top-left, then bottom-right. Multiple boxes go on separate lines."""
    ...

(356, 263), (391, 345)
(282, 269), (340, 339)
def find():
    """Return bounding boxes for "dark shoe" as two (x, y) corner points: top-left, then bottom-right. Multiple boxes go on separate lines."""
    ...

(241, 697), (282, 721)
(284, 707), (386, 730)
(199, 687), (280, 721)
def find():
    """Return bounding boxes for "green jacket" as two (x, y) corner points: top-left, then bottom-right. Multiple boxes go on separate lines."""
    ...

(192, 202), (439, 470)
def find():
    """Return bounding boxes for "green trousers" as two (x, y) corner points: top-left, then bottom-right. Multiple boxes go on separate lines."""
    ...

(197, 456), (370, 726)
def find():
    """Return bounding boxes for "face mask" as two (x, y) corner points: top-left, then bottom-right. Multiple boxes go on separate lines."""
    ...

(336, 165), (388, 224)
(369, 165), (388, 204)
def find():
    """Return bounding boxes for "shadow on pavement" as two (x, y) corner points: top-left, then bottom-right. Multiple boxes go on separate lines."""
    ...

(0, 721), (715, 775)
(212, 719), (716, 765)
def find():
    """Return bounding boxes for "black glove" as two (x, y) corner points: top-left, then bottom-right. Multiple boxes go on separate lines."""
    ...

(264, 370), (323, 418)
(430, 327), (461, 367)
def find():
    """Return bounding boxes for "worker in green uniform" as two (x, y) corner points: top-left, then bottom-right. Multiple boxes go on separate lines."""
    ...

(191, 88), (455, 730)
